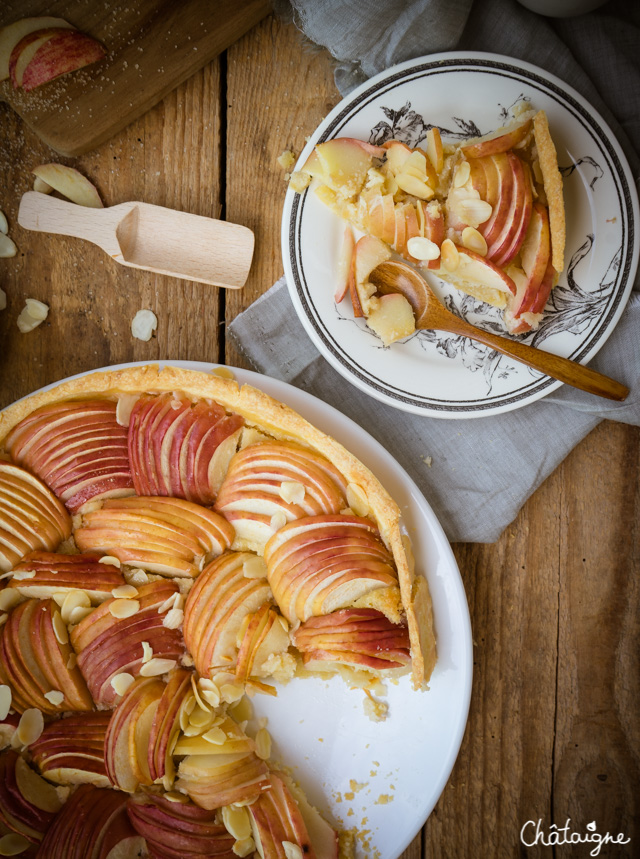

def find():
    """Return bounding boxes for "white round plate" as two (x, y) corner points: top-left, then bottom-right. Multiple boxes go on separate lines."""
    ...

(282, 52), (639, 418)
(12, 361), (472, 859)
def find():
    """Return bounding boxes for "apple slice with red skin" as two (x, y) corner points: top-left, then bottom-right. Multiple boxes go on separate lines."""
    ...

(351, 234), (392, 319)
(184, 551), (271, 677)
(505, 203), (555, 332)
(8, 28), (68, 87)
(29, 712), (112, 787)
(0, 750), (60, 847)
(460, 119), (532, 159)
(34, 599), (94, 712)
(147, 667), (192, 784)
(472, 153), (513, 248)
(249, 772), (320, 859)
(127, 792), (235, 858)
(4, 400), (134, 514)
(264, 514), (398, 624)
(214, 440), (348, 552)
(235, 603), (288, 682)
(441, 246), (517, 297)
(0, 461), (71, 572)
(176, 749), (271, 810)
(0, 16), (75, 81)
(11, 551), (124, 601)
(37, 783), (144, 859)
(20, 28), (105, 92)
(486, 153), (532, 266)
(293, 608), (411, 671)
(104, 675), (165, 792)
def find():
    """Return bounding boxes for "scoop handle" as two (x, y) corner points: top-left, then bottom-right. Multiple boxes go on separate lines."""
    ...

(441, 312), (629, 401)
(18, 192), (128, 256)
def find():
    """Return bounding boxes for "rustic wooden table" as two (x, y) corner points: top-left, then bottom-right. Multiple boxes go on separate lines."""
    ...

(0, 13), (637, 858)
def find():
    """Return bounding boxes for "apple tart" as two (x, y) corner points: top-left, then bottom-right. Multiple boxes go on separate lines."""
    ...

(0, 364), (437, 858)
(292, 106), (565, 338)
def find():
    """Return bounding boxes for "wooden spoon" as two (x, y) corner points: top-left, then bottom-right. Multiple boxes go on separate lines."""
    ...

(18, 191), (254, 289)
(369, 260), (629, 402)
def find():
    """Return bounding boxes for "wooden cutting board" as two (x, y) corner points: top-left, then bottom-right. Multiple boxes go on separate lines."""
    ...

(0, 0), (271, 156)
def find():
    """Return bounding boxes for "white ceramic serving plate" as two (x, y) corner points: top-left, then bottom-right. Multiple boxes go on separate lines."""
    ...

(9, 360), (472, 859)
(282, 52), (639, 418)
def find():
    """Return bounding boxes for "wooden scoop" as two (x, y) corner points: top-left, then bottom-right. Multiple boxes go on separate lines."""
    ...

(369, 260), (629, 402)
(18, 191), (254, 289)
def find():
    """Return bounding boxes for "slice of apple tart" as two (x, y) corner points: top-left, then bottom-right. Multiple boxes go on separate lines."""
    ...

(0, 364), (437, 858)
(291, 106), (565, 339)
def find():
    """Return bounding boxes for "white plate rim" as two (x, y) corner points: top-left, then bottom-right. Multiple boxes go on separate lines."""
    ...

(281, 50), (639, 418)
(3, 360), (473, 859)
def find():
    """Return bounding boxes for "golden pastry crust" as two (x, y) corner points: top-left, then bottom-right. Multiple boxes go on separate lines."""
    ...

(533, 110), (565, 273)
(0, 364), (437, 689)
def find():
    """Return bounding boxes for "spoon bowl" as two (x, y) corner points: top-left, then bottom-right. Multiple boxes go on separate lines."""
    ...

(369, 260), (629, 402)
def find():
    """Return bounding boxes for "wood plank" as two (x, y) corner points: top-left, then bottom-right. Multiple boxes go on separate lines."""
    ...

(0, 0), (269, 155)
(224, 14), (340, 370)
(0, 57), (223, 410)
(553, 419), (639, 855)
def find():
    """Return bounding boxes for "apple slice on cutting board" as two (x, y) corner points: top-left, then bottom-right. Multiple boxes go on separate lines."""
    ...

(0, 17), (75, 81)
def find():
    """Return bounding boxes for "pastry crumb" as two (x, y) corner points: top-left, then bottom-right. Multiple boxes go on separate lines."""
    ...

(277, 149), (296, 170)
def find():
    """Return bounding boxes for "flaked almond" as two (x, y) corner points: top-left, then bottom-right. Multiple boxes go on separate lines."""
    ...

(61, 590), (91, 623)
(44, 690), (64, 707)
(426, 127), (444, 173)
(0, 589), (21, 611)
(131, 308), (157, 341)
(179, 694), (197, 732)
(396, 173), (433, 199)
(0, 833), (32, 856)
(17, 299), (48, 332)
(232, 838), (256, 858)
(69, 605), (93, 624)
(0, 234), (17, 259)
(0, 287), (6, 312)
(164, 791), (190, 804)
(141, 641), (153, 663)
(189, 705), (216, 730)
(199, 687), (221, 709)
(0, 685), (12, 720)
(254, 727), (271, 761)
(242, 556), (267, 579)
(163, 608), (184, 630)
(17, 708), (44, 746)
(98, 555), (121, 568)
(110, 673), (135, 696)
(406, 236), (440, 262)
(0, 210), (7, 234)
(111, 584), (138, 599)
(66, 652), (77, 670)
(220, 682), (244, 705)
(157, 591), (181, 614)
(453, 160), (471, 188)
(52, 610), (69, 645)
(115, 394), (139, 428)
(279, 481), (305, 505)
(125, 568), (149, 585)
(11, 570), (35, 581)
(461, 226), (488, 256)
(270, 511), (287, 532)
(222, 804), (252, 841)
(346, 483), (370, 517)
(211, 366), (235, 380)
(283, 843), (304, 859)
(109, 599), (140, 619)
(458, 198), (492, 228)
(228, 696), (253, 723)
(440, 239), (460, 272)
(202, 726), (227, 745)
(139, 658), (176, 677)
(0, 724), (16, 750)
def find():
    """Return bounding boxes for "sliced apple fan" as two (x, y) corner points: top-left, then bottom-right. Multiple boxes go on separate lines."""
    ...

(293, 108), (565, 338)
(0, 367), (437, 856)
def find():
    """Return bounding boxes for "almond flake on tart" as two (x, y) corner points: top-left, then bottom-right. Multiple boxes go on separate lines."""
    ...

(0, 363), (437, 856)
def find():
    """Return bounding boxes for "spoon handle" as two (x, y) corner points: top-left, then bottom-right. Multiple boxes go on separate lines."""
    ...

(440, 314), (629, 401)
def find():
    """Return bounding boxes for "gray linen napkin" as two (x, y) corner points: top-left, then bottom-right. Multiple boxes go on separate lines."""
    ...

(229, 0), (640, 543)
